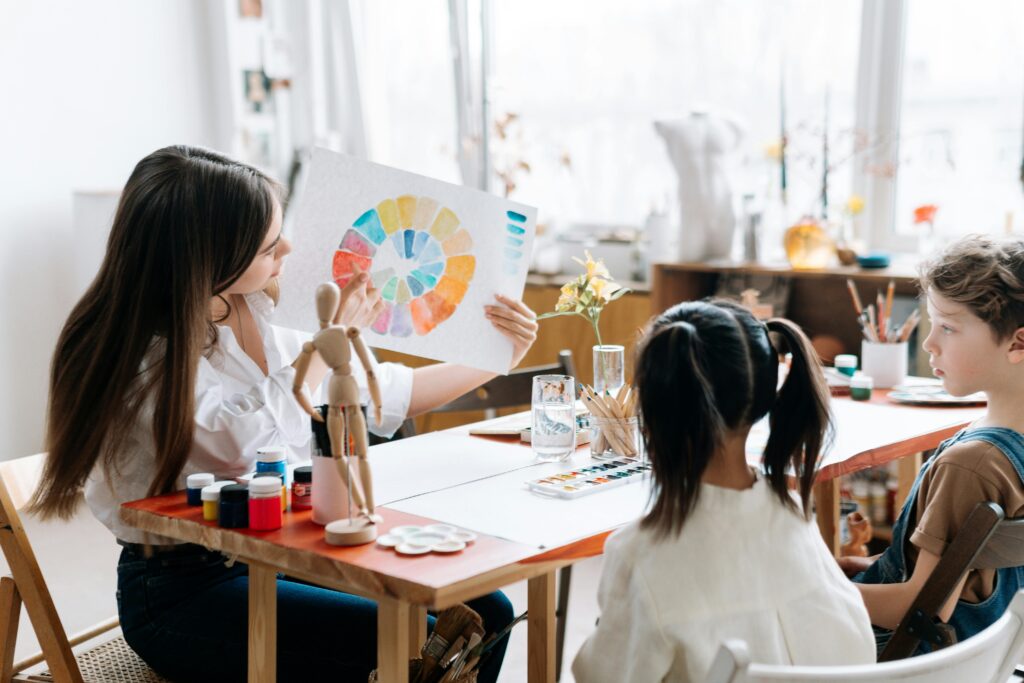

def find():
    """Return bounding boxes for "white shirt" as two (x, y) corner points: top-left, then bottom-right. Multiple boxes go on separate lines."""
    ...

(572, 477), (875, 683)
(86, 292), (413, 545)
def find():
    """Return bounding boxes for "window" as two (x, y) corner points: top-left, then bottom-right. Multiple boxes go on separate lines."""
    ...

(490, 0), (863, 253)
(893, 0), (1024, 242)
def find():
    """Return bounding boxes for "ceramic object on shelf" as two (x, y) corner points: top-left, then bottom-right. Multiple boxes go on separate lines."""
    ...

(784, 217), (834, 269)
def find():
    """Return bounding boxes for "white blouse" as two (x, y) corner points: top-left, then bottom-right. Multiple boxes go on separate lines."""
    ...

(572, 477), (876, 682)
(86, 292), (413, 545)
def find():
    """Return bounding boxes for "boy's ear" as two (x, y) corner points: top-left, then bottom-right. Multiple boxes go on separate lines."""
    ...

(1007, 327), (1024, 362)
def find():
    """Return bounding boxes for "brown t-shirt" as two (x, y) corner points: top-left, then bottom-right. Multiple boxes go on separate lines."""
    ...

(907, 439), (1024, 603)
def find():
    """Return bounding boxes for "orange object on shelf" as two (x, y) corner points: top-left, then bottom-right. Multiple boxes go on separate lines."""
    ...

(784, 217), (834, 269)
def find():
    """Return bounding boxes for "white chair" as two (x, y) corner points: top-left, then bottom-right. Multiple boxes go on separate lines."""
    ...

(703, 590), (1024, 683)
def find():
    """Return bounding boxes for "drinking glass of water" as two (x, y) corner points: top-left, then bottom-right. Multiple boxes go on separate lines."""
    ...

(531, 375), (576, 462)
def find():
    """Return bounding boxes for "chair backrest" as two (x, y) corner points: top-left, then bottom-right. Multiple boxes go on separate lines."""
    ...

(702, 590), (1024, 683)
(430, 349), (576, 413)
(972, 516), (1024, 570)
(0, 452), (83, 682)
(879, 501), (1024, 661)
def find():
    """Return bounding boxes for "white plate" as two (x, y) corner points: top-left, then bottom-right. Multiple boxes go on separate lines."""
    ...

(388, 525), (422, 537)
(431, 539), (466, 553)
(404, 531), (448, 547)
(451, 530), (477, 544)
(425, 523), (457, 535)
(888, 390), (987, 406)
(395, 543), (431, 556)
(376, 534), (402, 548)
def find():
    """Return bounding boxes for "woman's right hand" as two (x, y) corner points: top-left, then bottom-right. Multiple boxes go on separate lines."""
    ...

(335, 265), (384, 328)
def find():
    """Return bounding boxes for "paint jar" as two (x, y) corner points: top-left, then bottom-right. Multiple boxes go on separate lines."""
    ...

(291, 466), (313, 511)
(834, 354), (858, 377)
(186, 473), (215, 506)
(248, 477), (283, 531)
(256, 445), (288, 486)
(260, 470), (288, 512)
(218, 484), (249, 529)
(200, 481), (233, 522)
(870, 482), (889, 526)
(850, 373), (873, 401)
(852, 480), (871, 517)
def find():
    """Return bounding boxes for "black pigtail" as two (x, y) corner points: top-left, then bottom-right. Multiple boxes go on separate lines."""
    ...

(638, 322), (725, 538)
(762, 318), (833, 517)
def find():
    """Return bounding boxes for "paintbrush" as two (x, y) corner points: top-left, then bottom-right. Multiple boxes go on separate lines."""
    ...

(415, 604), (482, 683)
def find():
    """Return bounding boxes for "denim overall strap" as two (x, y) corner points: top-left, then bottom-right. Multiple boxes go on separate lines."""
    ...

(856, 427), (1024, 646)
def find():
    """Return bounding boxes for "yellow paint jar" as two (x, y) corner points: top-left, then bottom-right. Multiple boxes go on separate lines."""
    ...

(201, 481), (233, 522)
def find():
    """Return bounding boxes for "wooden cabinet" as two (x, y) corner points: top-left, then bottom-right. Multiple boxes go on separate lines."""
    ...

(651, 261), (930, 376)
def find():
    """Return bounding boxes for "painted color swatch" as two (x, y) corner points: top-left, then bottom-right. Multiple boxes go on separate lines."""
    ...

(333, 195), (475, 338)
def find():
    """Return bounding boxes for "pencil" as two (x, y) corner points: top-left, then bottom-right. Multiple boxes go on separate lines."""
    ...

(846, 279), (864, 316)
(876, 292), (886, 341)
(897, 309), (921, 343)
(885, 279), (895, 324)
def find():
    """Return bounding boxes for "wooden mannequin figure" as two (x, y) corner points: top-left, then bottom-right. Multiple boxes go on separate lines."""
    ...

(292, 282), (384, 545)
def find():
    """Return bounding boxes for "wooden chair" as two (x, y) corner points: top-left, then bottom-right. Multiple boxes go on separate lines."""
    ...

(0, 453), (169, 682)
(431, 349), (578, 680)
(703, 590), (1024, 683)
(879, 501), (1024, 661)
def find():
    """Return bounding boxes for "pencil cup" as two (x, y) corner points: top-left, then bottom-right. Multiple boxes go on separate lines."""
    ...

(590, 416), (643, 461)
(860, 341), (908, 389)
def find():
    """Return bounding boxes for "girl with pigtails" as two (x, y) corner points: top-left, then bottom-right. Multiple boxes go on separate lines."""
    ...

(573, 300), (874, 683)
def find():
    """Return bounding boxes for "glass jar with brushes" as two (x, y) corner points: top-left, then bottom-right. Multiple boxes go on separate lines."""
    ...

(582, 384), (643, 460)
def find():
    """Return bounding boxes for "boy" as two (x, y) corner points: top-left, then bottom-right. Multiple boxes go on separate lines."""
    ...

(840, 235), (1024, 648)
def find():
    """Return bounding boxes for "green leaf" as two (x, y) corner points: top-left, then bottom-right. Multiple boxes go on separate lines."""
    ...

(607, 287), (631, 302)
(536, 311), (574, 321)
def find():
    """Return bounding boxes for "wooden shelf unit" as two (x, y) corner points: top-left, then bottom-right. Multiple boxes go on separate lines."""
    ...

(650, 260), (930, 376)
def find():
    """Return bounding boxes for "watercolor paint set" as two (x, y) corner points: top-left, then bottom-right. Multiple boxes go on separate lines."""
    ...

(527, 460), (651, 499)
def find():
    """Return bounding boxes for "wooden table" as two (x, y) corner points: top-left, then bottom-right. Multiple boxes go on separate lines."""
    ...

(120, 395), (985, 682)
(798, 391), (985, 554)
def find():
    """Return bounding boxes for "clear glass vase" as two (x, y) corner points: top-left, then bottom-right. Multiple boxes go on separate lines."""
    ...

(592, 345), (625, 396)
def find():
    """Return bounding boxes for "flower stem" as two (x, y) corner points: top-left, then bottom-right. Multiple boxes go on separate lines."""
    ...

(590, 312), (603, 348)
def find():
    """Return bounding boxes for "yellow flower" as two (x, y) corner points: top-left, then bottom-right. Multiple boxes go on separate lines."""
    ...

(588, 277), (621, 302)
(572, 250), (611, 281)
(845, 195), (865, 216)
(764, 140), (783, 161)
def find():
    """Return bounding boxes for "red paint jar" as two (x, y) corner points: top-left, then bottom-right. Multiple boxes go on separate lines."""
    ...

(248, 477), (283, 531)
(291, 465), (313, 510)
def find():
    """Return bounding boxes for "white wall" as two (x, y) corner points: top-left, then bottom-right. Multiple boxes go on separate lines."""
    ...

(0, 1), (228, 459)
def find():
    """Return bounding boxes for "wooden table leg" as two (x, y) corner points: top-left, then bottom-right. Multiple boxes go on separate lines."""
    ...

(896, 452), (923, 514)
(528, 572), (556, 683)
(248, 562), (277, 683)
(409, 605), (428, 655)
(814, 478), (841, 557)
(377, 597), (410, 683)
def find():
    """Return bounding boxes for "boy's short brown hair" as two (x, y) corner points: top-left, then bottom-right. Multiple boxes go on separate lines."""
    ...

(919, 235), (1024, 340)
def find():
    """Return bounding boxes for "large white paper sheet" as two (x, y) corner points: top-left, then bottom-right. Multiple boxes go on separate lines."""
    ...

(276, 148), (538, 374)
(370, 431), (540, 505)
(385, 451), (652, 549)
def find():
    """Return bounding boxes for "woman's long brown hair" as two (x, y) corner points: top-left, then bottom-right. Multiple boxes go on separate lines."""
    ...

(31, 146), (278, 518)
(635, 300), (832, 537)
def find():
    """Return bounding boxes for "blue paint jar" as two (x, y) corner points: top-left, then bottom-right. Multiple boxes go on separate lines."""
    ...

(218, 484), (249, 528)
(186, 473), (214, 506)
(256, 446), (287, 486)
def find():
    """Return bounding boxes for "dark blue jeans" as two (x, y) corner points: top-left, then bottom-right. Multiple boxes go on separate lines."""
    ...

(117, 544), (512, 683)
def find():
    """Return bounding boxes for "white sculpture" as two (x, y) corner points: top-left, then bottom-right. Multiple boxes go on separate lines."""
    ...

(654, 111), (745, 261)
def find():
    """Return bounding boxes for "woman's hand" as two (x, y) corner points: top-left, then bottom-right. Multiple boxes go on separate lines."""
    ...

(336, 265), (384, 328)
(485, 294), (538, 370)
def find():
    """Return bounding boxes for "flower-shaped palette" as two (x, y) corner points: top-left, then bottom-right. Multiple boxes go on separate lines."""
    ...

(377, 524), (478, 556)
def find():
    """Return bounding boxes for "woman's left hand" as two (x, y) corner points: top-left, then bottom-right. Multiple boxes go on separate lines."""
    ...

(485, 294), (538, 370)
